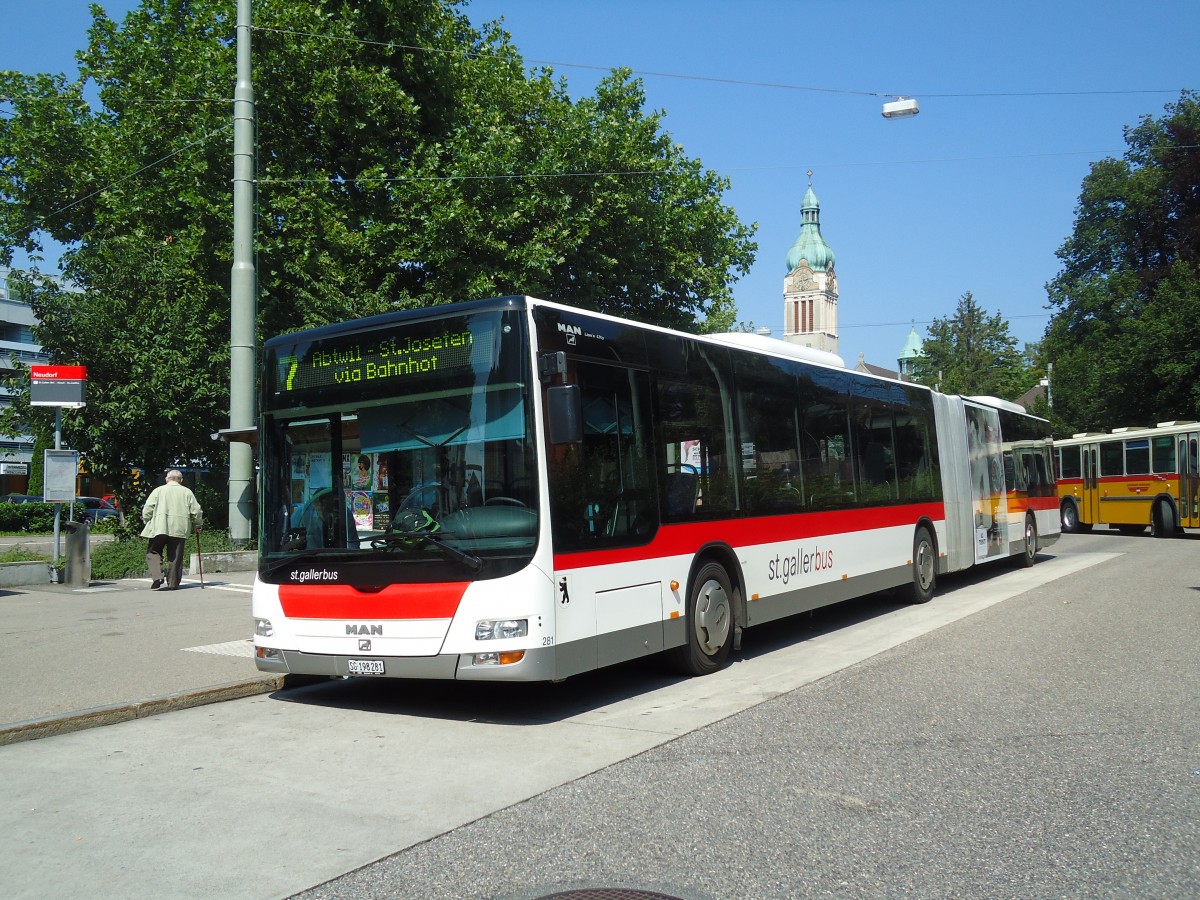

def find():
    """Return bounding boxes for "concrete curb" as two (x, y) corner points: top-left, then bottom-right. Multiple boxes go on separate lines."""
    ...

(0, 675), (288, 746)
(0, 561), (54, 587)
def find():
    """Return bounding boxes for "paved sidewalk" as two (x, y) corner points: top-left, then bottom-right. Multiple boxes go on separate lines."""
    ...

(0, 568), (281, 745)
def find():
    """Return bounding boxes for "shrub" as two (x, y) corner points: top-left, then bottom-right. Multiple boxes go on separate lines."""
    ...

(0, 501), (58, 534)
(193, 481), (229, 530)
(90, 529), (240, 580)
(91, 535), (150, 579)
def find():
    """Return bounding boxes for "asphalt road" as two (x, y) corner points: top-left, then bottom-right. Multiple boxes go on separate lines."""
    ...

(0, 530), (1196, 899)
(294, 532), (1200, 900)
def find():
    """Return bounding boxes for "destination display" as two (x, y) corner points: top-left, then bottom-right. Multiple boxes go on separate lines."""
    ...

(271, 319), (481, 400)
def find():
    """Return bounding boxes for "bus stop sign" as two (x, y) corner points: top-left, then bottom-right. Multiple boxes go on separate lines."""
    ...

(31, 365), (87, 408)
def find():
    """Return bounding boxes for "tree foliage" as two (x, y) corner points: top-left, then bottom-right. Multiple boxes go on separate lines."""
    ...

(1043, 91), (1200, 432)
(0, 0), (756, 488)
(909, 291), (1030, 399)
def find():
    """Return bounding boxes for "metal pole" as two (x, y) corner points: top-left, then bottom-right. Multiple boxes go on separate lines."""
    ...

(52, 407), (61, 571)
(228, 0), (257, 548)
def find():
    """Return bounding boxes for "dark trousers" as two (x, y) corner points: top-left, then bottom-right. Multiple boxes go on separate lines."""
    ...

(146, 534), (186, 589)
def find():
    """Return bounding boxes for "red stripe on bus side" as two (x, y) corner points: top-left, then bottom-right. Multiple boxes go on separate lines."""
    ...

(278, 582), (469, 619)
(1008, 494), (1060, 512)
(1026, 496), (1060, 511)
(554, 502), (946, 570)
(1097, 473), (1176, 486)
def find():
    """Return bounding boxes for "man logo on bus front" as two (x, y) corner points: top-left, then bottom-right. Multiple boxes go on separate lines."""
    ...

(558, 576), (571, 606)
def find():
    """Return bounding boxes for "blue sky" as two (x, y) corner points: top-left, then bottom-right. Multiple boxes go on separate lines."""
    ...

(5, 1), (1198, 370)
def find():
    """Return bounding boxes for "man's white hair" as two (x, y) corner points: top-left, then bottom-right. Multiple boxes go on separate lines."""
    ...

(166, 470), (184, 482)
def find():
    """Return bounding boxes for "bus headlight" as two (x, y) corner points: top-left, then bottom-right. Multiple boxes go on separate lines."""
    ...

(255, 617), (274, 637)
(475, 618), (528, 641)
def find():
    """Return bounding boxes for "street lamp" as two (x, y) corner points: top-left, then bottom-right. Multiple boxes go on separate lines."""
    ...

(228, 0), (256, 548)
(882, 96), (920, 119)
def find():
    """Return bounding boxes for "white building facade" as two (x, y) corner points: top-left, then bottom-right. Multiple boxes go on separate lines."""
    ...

(0, 268), (50, 492)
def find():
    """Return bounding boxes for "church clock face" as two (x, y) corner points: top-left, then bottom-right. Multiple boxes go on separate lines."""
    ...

(789, 266), (815, 292)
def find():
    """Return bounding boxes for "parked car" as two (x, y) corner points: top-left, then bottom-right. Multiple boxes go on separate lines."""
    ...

(0, 493), (44, 504)
(72, 496), (121, 524)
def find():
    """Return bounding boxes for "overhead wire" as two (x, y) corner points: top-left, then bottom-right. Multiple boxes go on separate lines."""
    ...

(8, 19), (1194, 244)
(23, 123), (232, 230)
(250, 24), (1186, 100)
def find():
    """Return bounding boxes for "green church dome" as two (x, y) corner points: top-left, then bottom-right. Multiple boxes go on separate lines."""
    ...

(785, 182), (836, 273)
(899, 326), (923, 361)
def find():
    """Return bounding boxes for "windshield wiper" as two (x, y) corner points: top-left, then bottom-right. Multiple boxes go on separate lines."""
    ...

(370, 530), (483, 572)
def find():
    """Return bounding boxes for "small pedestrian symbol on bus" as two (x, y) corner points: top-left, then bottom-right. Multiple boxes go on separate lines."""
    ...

(558, 576), (571, 606)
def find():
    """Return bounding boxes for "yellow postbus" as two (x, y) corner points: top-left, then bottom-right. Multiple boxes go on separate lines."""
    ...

(1054, 421), (1200, 536)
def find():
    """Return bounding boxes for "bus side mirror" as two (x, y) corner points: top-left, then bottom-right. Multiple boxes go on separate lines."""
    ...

(547, 385), (583, 444)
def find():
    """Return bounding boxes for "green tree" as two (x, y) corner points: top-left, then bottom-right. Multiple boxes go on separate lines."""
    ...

(0, 0), (756, 489)
(909, 291), (1027, 399)
(1043, 91), (1200, 431)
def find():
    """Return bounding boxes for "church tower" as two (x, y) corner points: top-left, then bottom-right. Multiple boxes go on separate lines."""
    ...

(898, 325), (923, 381)
(783, 172), (838, 356)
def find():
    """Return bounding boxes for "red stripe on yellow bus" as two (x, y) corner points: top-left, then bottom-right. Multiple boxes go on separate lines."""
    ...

(278, 582), (468, 619)
(555, 502), (946, 570)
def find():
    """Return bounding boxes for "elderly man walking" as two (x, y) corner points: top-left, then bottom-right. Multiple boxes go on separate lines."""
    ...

(141, 469), (204, 591)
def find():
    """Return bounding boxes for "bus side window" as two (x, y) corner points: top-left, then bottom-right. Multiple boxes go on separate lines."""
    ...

(546, 363), (655, 551)
(656, 343), (735, 519)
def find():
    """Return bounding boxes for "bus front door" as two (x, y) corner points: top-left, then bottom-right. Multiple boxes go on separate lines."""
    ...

(1081, 443), (1101, 526)
(1178, 433), (1200, 529)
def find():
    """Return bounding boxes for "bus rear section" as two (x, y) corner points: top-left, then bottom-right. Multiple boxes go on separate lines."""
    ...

(931, 395), (1058, 575)
(1055, 422), (1200, 536)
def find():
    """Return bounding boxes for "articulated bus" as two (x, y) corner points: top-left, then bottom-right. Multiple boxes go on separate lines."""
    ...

(252, 296), (1058, 682)
(1054, 421), (1200, 536)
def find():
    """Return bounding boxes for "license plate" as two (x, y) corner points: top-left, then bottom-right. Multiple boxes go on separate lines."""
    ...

(348, 658), (385, 676)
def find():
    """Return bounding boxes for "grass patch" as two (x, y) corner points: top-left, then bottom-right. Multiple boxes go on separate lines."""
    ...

(0, 546), (50, 563)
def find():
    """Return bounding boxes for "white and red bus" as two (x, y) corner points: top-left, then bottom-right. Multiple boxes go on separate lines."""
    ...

(252, 296), (1058, 681)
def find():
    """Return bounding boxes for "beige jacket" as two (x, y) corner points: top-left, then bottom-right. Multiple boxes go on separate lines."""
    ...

(140, 482), (203, 539)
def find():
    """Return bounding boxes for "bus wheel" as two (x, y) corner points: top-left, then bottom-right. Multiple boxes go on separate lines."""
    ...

(906, 526), (936, 604)
(1017, 513), (1037, 568)
(1152, 501), (1177, 538)
(1061, 501), (1079, 533)
(672, 561), (734, 676)
(1062, 500), (1093, 534)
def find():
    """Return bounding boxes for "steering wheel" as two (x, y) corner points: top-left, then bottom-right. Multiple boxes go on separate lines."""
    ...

(484, 496), (527, 507)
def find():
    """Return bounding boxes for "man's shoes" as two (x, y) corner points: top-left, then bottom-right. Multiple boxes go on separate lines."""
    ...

(150, 579), (163, 590)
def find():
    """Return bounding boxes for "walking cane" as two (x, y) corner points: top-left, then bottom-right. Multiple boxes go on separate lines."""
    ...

(196, 529), (205, 589)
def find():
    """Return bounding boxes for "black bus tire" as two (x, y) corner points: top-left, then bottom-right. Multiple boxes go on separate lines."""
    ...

(1152, 500), (1177, 538)
(671, 561), (734, 676)
(1017, 513), (1037, 568)
(1061, 499), (1092, 534)
(907, 526), (937, 604)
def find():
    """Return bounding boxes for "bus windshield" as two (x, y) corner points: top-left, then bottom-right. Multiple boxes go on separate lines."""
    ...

(258, 307), (537, 579)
